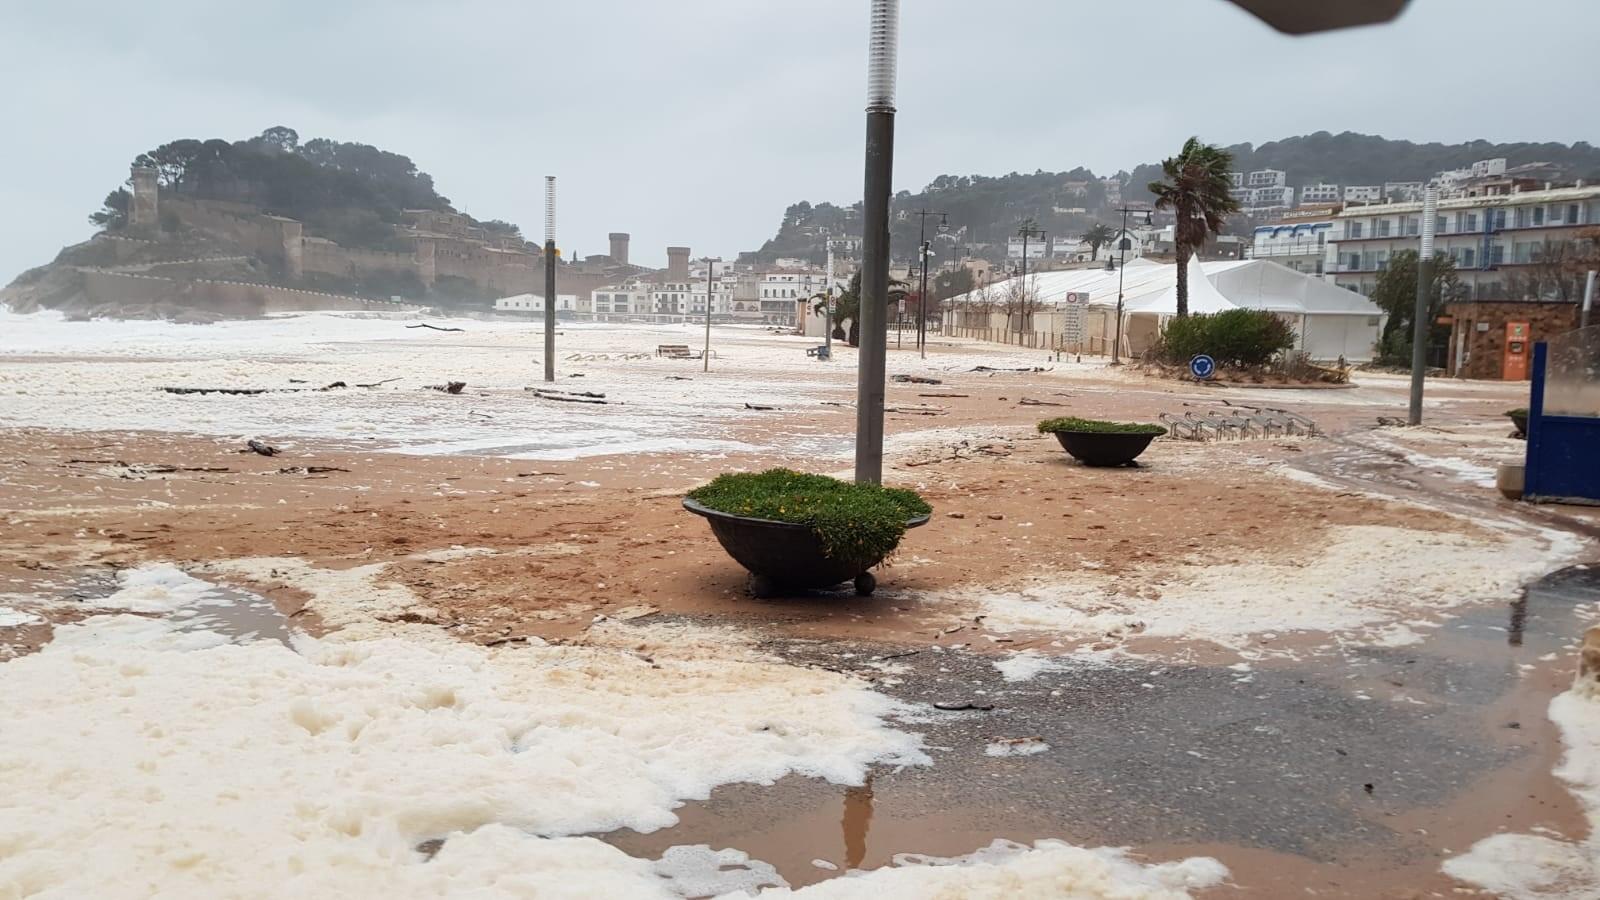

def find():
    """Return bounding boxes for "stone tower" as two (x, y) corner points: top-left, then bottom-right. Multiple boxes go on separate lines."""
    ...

(608, 232), (630, 264)
(666, 246), (690, 281)
(129, 165), (159, 229)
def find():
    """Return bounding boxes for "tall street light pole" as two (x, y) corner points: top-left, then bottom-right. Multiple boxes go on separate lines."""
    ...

(703, 258), (715, 373)
(855, 0), (897, 485)
(543, 176), (557, 383)
(1016, 222), (1045, 334)
(824, 238), (835, 360)
(913, 210), (948, 359)
(1407, 187), (1439, 425)
(1111, 204), (1151, 365)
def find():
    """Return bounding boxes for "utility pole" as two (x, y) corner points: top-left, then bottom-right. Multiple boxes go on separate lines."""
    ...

(703, 258), (715, 372)
(1111, 205), (1151, 365)
(543, 176), (557, 383)
(824, 239), (835, 359)
(1408, 187), (1439, 426)
(912, 210), (948, 358)
(855, 0), (897, 485)
(1016, 222), (1045, 334)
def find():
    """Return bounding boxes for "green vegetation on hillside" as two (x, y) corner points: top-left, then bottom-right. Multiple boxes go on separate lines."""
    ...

(749, 132), (1600, 265)
(91, 127), (519, 251)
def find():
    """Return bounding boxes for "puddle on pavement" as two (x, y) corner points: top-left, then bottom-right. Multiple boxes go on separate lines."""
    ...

(603, 566), (1600, 893)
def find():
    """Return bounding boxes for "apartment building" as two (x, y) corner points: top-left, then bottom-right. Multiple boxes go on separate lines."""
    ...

(1326, 184), (1600, 300)
(1249, 220), (1334, 275)
(1345, 185), (1382, 203)
(1300, 183), (1342, 205)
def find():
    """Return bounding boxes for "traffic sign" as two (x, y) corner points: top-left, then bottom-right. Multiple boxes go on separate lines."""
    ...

(1190, 354), (1216, 380)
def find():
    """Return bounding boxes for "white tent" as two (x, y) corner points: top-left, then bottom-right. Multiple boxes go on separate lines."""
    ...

(943, 258), (1383, 361)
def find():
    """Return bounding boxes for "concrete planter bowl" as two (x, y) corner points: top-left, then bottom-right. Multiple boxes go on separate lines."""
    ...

(1051, 430), (1163, 466)
(682, 498), (930, 597)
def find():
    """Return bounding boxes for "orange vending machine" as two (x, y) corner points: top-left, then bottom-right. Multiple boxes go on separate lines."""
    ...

(1503, 321), (1530, 380)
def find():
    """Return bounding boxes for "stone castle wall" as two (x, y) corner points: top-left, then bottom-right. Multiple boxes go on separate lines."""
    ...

(83, 270), (416, 315)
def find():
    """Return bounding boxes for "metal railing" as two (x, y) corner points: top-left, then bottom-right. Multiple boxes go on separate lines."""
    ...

(942, 324), (1106, 355)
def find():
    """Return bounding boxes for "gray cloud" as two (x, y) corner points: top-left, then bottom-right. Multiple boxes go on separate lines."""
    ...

(3, 0), (1596, 280)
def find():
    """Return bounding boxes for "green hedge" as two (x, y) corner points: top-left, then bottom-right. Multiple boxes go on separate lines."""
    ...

(1159, 309), (1295, 368)
(687, 469), (930, 566)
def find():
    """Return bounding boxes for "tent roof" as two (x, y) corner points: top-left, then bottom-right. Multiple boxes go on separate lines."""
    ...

(946, 259), (1381, 319)
(1128, 258), (1235, 316)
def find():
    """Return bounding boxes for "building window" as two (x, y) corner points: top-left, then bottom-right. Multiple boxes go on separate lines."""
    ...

(1532, 207), (1544, 227)
(1347, 221), (1364, 239)
(1376, 220), (1391, 237)
(1568, 204), (1581, 225)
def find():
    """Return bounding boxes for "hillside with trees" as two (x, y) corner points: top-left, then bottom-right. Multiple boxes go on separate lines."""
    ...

(90, 127), (521, 250)
(745, 132), (1600, 265)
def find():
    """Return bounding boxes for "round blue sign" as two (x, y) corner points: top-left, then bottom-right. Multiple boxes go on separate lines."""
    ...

(1189, 354), (1216, 379)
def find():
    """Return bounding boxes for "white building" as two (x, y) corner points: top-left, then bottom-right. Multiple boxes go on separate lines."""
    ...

(758, 269), (831, 325)
(1246, 169), (1288, 189)
(1300, 183), (1342, 205)
(1249, 220), (1334, 275)
(1006, 236), (1050, 260)
(495, 293), (578, 314)
(1327, 183), (1600, 300)
(591, 279), (651, 318)
(1384, 182), (1424, 202)
(1344, 185), (1382, 203)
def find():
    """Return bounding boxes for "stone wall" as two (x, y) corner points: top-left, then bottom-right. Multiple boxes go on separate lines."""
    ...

(83, 270), (416, 316)
(1443, 300), (1580, 379)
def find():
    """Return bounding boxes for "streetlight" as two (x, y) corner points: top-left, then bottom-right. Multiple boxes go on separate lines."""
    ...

(1407, 187), (1438, 425)
(702, 257), (716, 373)
(543, 176), (557, 383)
(1110, 204), (1153, 365)
(854, 0), (897, 485)
(912, 210), (949, 359)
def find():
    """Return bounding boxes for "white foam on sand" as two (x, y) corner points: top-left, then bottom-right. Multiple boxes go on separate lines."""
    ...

(752, 839), (1228, 899)
(1442, 688), (1600, 898)
(964, 523), (1577, 653)
(0, 553), (1233, 897)
(0, 606), (41, 627)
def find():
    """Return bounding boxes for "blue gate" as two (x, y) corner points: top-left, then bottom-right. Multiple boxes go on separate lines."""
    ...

(1525, 326), (1600, 505)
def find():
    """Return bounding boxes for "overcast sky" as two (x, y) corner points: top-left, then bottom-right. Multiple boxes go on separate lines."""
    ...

(3, 0), (1596, 280)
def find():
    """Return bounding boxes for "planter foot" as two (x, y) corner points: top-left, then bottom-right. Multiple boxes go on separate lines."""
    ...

(853, 573), (877, 597)
(749, 574), (779, 599)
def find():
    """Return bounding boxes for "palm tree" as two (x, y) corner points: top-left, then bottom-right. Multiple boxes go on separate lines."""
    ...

(815, 271), (908, 346)
(1147, 137), (1240, 317)
(1082, 224), (1115, 261)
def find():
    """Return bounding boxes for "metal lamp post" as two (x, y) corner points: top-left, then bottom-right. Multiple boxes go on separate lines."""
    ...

(913, 210), (948, 359)
(854, 0), (897, 485)
(543, 176), (557, 383)
(703, 258), (715, 372)
(1110, 205), (1152, 365)
(1016, 223), (1045, 335)
(1407, 187), (1439, 425)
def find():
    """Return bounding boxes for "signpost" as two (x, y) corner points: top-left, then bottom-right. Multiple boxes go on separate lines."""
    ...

(1190, 354), (1216, 381)
(1060, 291), (1087, 353)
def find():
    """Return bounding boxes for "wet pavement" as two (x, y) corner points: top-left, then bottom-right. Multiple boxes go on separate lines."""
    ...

(604, 566), (1600, 892)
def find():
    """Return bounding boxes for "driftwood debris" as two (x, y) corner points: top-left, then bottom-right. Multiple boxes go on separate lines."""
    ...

(891, 374), (943, 385)
(526, 388), (608, 404)
(515, 471), (565, 477)
(971, 365), (1048, 373)
(407, 323), (465, 333)
(884, 404), (945, 416)
(427, 381), (467, 394)
(744, 403), (777, 411)
(919, 393), (969, 398)
(163, 387), (274, 396)
(245, 439), (279, 457)
(355, 377), (402, 388)
(1018, 397), (1065, 407)
(277, 465), (349, 475)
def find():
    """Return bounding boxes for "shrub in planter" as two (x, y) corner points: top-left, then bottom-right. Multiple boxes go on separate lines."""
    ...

(1158, 309), (1296, 368)
(1037, 417), (1166, 467)
(684, 469), (931, 595)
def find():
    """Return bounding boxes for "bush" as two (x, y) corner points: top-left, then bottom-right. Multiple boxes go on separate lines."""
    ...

(687, 469), (930, 566)
(1037, 417), (1166, 436)
(1158, 309), (1295, 368)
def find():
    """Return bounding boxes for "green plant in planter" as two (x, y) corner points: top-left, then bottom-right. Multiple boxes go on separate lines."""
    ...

(686, 469), (930, 566)
(1036, 417), (1167, 436)
(1506, 408), (1529, 418)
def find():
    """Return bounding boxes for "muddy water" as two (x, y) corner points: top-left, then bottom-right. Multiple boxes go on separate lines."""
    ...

(604, 567), (1600, 895)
